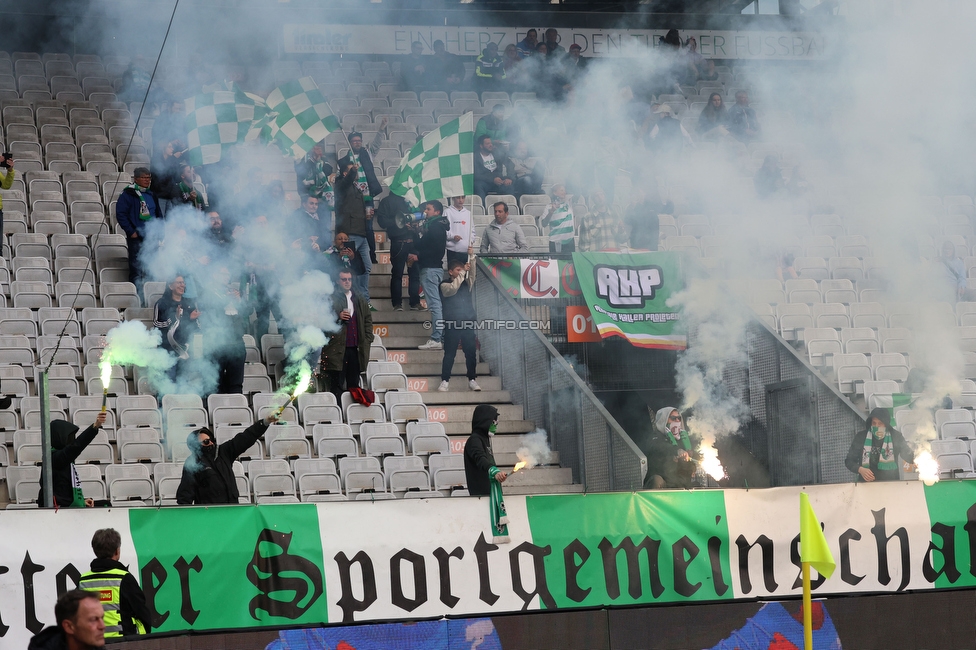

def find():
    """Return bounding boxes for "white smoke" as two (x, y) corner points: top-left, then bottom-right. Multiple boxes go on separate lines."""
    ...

(514, 429), (553, 469)
(667, 277), (751, 456)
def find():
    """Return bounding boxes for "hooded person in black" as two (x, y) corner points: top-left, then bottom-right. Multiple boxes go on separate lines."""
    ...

(176, 415), (277, 505)
(39, 413), (107, 507)
(464, 404), (507, 496)
(845, 407), (915, 482)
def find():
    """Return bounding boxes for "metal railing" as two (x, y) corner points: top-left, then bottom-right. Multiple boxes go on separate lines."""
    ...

(474, 259), (647, 492)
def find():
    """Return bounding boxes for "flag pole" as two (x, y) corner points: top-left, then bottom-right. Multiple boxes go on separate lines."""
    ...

(802, 561), (813, 650)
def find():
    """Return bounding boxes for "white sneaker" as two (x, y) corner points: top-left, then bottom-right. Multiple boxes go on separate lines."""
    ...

(468, 379), (482, 391)
(438, 380), (450, 392)
(418, 339), (443, 350)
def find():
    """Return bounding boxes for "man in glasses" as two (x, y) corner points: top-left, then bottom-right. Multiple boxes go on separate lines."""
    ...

(176, 412), (279, 505)
(644, 406), (700, 489)
(115, 167), (160, 287)
(320, 269), (374, 400)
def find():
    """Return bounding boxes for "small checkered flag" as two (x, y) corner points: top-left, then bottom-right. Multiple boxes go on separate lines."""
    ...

(388, 113), (474, 206)
(264, 77), (340, 158)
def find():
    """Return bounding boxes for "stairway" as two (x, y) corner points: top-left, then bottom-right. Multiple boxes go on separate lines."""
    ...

(366, 244), (581, 495)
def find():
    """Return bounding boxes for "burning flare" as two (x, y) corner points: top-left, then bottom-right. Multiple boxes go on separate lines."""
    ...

(700, 445), (726, 482)
(914, 451), (940, 486)
(99, 359), (112, 389)
(513, 461), (527, 472)
(274, 361), (313, 417)
(98, 359), (112, 411)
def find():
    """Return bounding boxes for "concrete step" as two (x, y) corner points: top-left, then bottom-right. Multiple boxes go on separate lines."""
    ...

(370, 310), (433, 324)
(503, 484), (584, 495)
(443, 419), (535, 435)
(380, 336), (434, 349)
(370, 322), (433, 338)
(398, 376), (503, 393)
(495, 451), (561, 465)
(393, 362), (490, 376)
(424, 403), (523, 423)
(500, 466), (575, 487)
(385, 348), (479, 364)
(419, 390), (512, 405)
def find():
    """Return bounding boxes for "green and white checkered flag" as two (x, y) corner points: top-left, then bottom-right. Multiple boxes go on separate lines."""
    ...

(184, 90), (268, 166)
(264, 76), (340, 158)
(388, 112), (474, 206)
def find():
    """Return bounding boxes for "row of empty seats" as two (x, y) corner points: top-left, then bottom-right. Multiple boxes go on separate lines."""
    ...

(5, 451), (467, 508)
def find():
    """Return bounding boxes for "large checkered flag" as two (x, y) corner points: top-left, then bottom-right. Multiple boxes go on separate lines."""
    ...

(184, 90), (268, 166)
(264, 77), (340, 157)
(388, 112), (474, 206)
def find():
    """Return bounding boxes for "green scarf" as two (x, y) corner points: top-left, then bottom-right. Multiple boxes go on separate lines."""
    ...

(127, 184), (153, 221)
(861, 426), (897, 471)
(302, 155), (333, 203)
(178, 181), (204, 209)
(488, 466), (510, 544)
(69, 464), (86, 508)
(349, 151), (372, 203)
(667, 427), (692, 451)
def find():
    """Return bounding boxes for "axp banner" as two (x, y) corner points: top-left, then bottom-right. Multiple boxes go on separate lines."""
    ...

(573, 252), (687, 349)
(3, 482), (976, 646)
(282, 24), (830, 60)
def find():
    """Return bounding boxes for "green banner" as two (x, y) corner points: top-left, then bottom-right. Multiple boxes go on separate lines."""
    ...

(129, 504), (328, 632)
(572, 252), (687, 349)
(526, 491), (732, 608)
(482, 258), (582, 299)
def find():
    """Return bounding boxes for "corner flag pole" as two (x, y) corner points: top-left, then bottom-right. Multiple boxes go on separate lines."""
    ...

(802, 561), (813, 650)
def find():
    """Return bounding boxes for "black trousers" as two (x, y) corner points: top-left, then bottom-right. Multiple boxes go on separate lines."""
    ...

(549, 240), (576, 253)
(441, 326), (477, 382)
(216, 344), (246, 394)
(389, 239), (420, 307)
(446, 250), (469, 267)
(327, 346), (361, 400)
(127, 235), (142, 286)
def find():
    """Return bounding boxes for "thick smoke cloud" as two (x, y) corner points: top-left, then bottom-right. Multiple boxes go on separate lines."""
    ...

(54, 0), (975, 471)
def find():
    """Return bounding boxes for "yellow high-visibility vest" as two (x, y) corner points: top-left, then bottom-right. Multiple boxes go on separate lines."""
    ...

(78, 568), (147, 637)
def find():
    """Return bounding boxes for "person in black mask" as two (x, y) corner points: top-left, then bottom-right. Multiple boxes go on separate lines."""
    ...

(39, 413), (108, 508)
(176, 413), (278, 505)
(463, 404), (507, 496)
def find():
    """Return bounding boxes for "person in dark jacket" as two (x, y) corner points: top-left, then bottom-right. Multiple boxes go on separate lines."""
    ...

(176, 417), (276, 504)
(408, 200), (450, 349)
(475, 43), (506, 91)
(334, 160), (373, 306)
(644, 406), (700, 489)
(115, 167), (159, 287)
(438, 259), (480, 393)
(320, 269), (374, 400)
(290, 194), (327, 262)
(624, 188), (673, 251)
(39, 413), (107, 507)
(463, 404), (507, 496)
(375, 192), (421, 311)
(78, 528), (151, 637)
(149, 139), (185, 218)
(845, 407), (915, 482)
(473, 136), (513, 201)
(28, 590), (105, 650)
(153, 275), (199, 362)
(339, 126), (386, 265)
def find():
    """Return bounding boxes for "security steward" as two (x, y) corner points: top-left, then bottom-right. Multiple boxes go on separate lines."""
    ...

(78, 528), (152, 638)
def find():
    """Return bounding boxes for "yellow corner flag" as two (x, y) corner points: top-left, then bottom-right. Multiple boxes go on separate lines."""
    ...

(800, 492), (835, 578)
